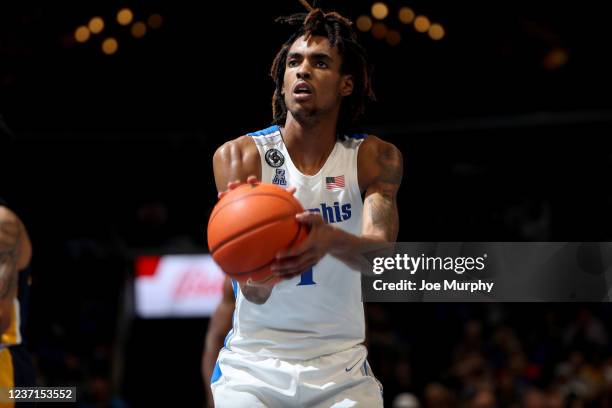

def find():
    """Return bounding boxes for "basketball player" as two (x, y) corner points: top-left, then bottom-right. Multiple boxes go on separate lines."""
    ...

(0, 116), (36, 407)
(210, 2), (402, 406)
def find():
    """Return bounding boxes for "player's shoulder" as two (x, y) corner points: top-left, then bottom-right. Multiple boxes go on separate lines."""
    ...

(358, 135), (402, 164)
(213, 135), (258, 165)
(357, 135), (403, 190)
(214, 125), (281, 160)
(215, 134), (254, 154)
(212, 132), (264, 181)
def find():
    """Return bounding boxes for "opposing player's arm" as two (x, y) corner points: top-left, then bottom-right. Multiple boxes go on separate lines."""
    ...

(212, 137), (273, 304)
(0, 205), (32, 334)
(274, 136), (402, 277)
(202, 276), (235, 407)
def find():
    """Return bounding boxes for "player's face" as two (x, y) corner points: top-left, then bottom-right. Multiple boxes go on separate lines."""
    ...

(282, 35), (354, 123)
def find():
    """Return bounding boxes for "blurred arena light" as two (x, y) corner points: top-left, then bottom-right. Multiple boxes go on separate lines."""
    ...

(386, 30), (402, 46)
(428, 23), (445, 41)
(74, 26), (90, 43)
(131, 22), (147, 39)
(372, 2), (389, 20)
(356, 15), (373, 32)
(372, 22), (388, 39)
(414, 15), (431, 33)
(102, 37), (118, 55)
(88, 17), (105, 34)
(147, 14), (163, 29)
(117, 8), (134, 26)
(71, 10), (162, 52)
(399, 7), (415, 24)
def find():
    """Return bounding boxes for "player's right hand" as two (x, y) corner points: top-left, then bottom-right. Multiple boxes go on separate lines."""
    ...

(217, 175), (260, 200)
(217, 175), (296, 200)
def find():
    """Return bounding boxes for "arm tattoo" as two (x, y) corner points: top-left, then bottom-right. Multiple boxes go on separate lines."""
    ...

(0, 217), (21, 300)
(365, 145), (402, 241)
(367, 195), (394, 235)
(366, 194), (398, 241)
(377, 145), (403, 187)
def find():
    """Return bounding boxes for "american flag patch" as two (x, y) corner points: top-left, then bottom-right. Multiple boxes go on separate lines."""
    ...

(325, 175), (345, 190)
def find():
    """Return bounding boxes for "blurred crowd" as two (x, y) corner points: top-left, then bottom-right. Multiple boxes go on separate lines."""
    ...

(368, 303), (612, 408)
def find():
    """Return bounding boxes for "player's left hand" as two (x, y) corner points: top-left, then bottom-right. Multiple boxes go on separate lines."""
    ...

(272, 212), (335, 280)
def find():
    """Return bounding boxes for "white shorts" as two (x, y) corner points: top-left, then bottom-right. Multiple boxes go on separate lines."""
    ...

(211, 345), (383, 408)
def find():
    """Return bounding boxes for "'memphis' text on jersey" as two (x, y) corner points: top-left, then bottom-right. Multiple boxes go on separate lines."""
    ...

(308, 202), (351, 224)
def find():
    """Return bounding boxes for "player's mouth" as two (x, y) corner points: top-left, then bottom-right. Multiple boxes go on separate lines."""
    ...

(293, 81), (313, 101)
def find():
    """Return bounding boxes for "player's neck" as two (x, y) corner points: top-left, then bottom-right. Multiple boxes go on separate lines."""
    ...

(281, 115), (338, 176)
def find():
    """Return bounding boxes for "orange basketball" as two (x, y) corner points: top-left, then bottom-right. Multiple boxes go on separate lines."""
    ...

(207, 183), (309, 285)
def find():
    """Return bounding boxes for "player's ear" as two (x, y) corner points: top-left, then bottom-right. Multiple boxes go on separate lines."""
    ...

(340, 74), (354, 97)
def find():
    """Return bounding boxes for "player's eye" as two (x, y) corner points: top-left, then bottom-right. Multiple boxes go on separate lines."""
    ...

(316, 61), (328, 68)
(287, 60), (299, 68)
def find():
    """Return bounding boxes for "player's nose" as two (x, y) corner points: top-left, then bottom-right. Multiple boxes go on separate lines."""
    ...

(296, 62), (312, 79)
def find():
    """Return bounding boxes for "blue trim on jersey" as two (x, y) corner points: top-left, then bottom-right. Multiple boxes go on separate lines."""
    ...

(346, 133), (367, 139)
(247, 125), (280, 137)
(222, 330), (234, 348)
(211, 361), (223, 384)
(222, 313), (236, 348)
(231, 279), (238, 298)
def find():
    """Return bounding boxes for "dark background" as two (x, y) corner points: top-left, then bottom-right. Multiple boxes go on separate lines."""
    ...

(2, 0), (612, 406)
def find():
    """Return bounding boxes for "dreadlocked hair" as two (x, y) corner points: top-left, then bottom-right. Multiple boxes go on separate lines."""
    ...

(270, 0), (375, 134)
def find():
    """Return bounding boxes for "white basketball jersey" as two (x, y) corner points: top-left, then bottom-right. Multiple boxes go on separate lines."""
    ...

(224, 125), (367, 360)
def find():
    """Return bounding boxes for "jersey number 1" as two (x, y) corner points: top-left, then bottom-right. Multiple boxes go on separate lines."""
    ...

(297, 267), (316, 286)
